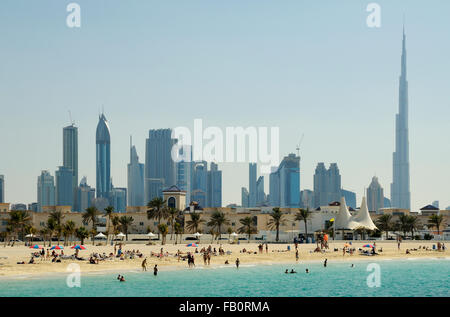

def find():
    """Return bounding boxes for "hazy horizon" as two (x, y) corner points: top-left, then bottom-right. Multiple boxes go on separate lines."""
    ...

(1, 0), (449, 211)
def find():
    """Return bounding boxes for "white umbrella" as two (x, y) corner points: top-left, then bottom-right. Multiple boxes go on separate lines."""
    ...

(194, 232), (202, 237)
(146, 232), (156, 237)
(116, 232), (126, 238)
(25, 234), (35, 238)
(230, 232), (238, 237)
(95, 232), (106, 239)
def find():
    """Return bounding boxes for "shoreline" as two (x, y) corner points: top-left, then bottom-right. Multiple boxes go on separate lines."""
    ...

(1, 252), (448, 280)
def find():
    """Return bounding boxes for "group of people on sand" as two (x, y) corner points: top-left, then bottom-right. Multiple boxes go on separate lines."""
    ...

(257, 243), (268, 254)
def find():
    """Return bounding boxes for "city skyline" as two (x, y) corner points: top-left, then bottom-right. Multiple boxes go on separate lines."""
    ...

(0, 1), (449, 211)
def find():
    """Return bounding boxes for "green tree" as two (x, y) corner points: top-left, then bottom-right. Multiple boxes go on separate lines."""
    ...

(8, 210), (31, 244)
(174, 222), (183, 245)
(49, 211), (65, 245)
(82, 206), (100, 245)
(147, 197), (168, 239)
(46, 217), (58, 247)
(62, 220), (76, 246)
(375, 214), (393, 240)
(267, 208), (286, 242)
(119, 216), (134, 241)
(428, 214), (445, 236)
(238, 216), (257, 242)
(167, 207), (180, 241)
(158, 223), (169, 245)
(407, 215), (420, 239)
(104, 205), (115, 243)
(75, 227), (89, 245)
(295, 208), (312, 239)
(186, 212), (205, 233)
(207, 211), (230, 240)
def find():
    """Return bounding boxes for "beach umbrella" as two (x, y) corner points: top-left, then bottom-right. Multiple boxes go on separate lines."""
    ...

(362, 244), (374, 248)
(194, 232), (202, 237)
(146, 232), (156, 237)
(29, 244), (43, 249)
(25, 234), (35, 238)
(50, 245), (63, 250)
(71, 245), (86, 250)
(186, 243), (198, 247)
(95, 232), (106, 239)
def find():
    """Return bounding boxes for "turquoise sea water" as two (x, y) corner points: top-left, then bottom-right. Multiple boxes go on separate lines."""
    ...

(0, 258), (449, 297)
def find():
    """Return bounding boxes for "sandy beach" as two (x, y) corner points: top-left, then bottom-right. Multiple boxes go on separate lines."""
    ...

(0, 240), (448, 278)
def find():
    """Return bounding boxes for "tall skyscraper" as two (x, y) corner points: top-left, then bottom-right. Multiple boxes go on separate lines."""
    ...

(256, 176), (266, 206)
(241, 187), (249, 207)
(127, 137), (145, 206)
(96, 113), (111, 201)
(191, 161), (208, 207)
(269, 153), (300, 208)
(367, 176), (384, 213)
(0, 175), (4, 203)
(63, 124), (78, 205)
(313, 162), (341, 208)
(391, 28), (411, 210)
(112, 187), (127, 213)
(55, 166), (74, 208)
(341, 189), (356, 209)
(300, 189), (314, 209)
(37, 170), (55, 211)
(207, 162), (222, 207)
(248, 163), (257, 207)
(145, 129), (177, 202)
(176, 145), (192, 205)
(76, 177), (95, 212)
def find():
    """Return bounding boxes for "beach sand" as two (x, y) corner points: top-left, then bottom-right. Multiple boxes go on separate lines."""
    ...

(0, 240), (447, 278)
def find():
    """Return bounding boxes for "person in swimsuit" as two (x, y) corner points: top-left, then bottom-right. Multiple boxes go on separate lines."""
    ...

(153, 264), (158, 276)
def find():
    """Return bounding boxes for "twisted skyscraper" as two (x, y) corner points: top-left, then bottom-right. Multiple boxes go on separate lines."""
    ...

(96, 113), (111, 200)
(391, 28), (411, 210)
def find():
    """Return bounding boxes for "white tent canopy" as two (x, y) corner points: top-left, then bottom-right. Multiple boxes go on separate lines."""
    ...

(25, 234), (36, 238)
(146, 232), (156, 237)
(334, 196), (378, 231)
(116, 232), (126, 238)
(194, 232), (202, 237)
(95, 232), (106, 238)
(352, 197), (378, 230)
(230, 232), (238, 237)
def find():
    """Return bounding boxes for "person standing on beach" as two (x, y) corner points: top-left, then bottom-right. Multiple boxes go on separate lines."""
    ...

(153, 264), (158, 276)
(295, 250), (299, 262)
(265, 243), (268, 254)
(142, 258), (147, 271)
(236, 258), (240, 268)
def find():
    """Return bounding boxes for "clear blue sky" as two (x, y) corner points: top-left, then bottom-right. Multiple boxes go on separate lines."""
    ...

(0, 0), (449, 211)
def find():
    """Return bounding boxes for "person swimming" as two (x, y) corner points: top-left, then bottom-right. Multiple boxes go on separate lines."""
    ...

(285, 269), (289, 274)
(120, 276), (125, 282)
(324, 259), (327, 267)
(290, 269), (297, 274)
(117, 274), (121, 280)
(351, 264), (354, 268)
(305, 268), (309, 273)
(153, 264), (158, 276)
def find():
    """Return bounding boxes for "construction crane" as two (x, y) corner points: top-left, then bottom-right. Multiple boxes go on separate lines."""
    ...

(296, 133), (304, 157)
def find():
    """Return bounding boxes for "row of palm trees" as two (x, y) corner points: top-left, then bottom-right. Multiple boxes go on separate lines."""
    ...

(375, 213), (446, 239)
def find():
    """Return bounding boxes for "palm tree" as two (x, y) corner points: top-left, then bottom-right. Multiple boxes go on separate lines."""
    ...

(75, 227), (89, 245)
(63, 220), (76, 246)
(111, 216), (120, 240)
(39, 228), (49, 247)
(295, 208), (312, 239)
(267, 208), (286, 242)
(119, 216), (134, 241)
(147, 197), (168, 239)
(186, 212), (205, 233)
(227, 227), (233, 241)
(46, 217), (59, 247)
(158, 223), (169, 245)
(207, 211), (230, 240)
(407, 215), (420, 239)
(167, 207), (180, 241)
(174, 222), (183, 245)
(238, 216), (257, 242)
(375, 214), (393, 240)
(428, 214), (445, 236)
(397, 214), (410, 238)
(49, 211), (65, 245)
(83, 206), (100, 245)
(104, 206), (114, 244)
(8, 210), (31, 244)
